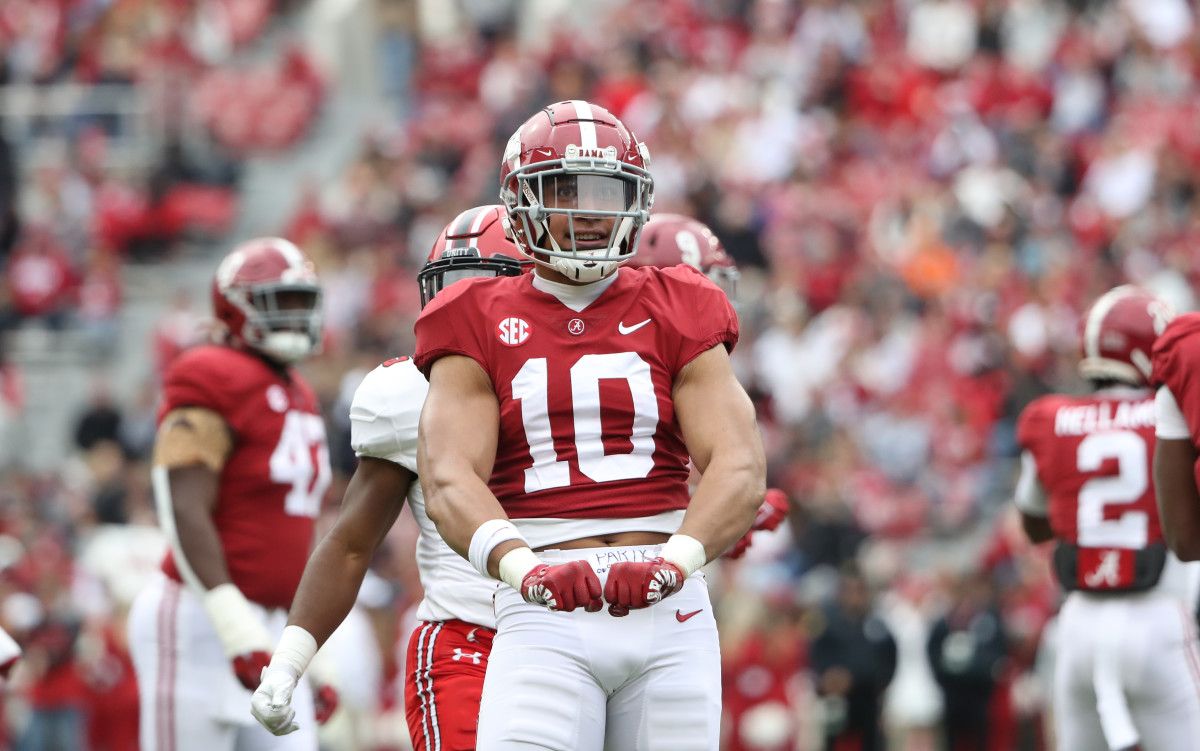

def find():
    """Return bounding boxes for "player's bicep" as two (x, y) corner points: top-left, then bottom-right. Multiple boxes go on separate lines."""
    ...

(153, 407), (233, 472)
(418, 355), (499, 484)
(672, 344), (762, 475)
(329, 456), (412, 555)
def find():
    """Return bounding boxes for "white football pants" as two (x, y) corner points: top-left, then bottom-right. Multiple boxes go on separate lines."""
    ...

(476, 545), (721, 751)
(128, 572), (318, 751)
(1053, 591), (1200, 751)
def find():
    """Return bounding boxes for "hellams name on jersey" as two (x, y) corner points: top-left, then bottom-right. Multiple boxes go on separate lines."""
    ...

(1053, 399), (1154, 437)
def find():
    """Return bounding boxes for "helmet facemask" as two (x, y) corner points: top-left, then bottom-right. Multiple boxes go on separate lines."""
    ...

(506, 157), (653, 283)
(229, 282), (323, 363)
(418, 247), (525, 308)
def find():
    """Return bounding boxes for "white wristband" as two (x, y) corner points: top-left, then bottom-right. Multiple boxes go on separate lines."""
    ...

(468, 519), (528, 579)
(498, 546), (543, 593)
(660, 534), (707, 578)
(267, 625), (319, 680)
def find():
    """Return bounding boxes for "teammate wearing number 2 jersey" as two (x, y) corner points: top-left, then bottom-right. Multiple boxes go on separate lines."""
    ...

(128, 238), (333, 751)
(1014, 285), (1200, 751)
(415, 101), (766, 751)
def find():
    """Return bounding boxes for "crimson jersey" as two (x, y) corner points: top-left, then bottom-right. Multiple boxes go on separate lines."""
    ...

(157, 345), (330, 609)
(1015, 391), (1161, 549)
(1153, 312), (1200, 449)
(414, 265), (738, 521)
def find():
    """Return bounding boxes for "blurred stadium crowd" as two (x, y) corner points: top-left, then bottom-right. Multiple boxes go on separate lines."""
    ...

(0, 0), (1197, 748)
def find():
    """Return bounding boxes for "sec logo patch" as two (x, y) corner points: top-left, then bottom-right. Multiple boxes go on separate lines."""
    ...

(497, 317), (531, 346)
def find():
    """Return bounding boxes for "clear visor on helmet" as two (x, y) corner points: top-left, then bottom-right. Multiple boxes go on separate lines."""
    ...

(543, 174), (636, 212)
(511, 161), (651, 260)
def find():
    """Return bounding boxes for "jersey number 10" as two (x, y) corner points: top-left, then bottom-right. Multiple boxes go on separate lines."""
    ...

(513, 352), (659, 493)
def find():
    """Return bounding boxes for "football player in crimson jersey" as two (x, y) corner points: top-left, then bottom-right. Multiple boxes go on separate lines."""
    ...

(414, 101), (766, 750)
(127, 238), (334, 751)
(1014, 285), (1200, 751)
(251, 205), (528, 750)
(1153, 306), (1200, 562)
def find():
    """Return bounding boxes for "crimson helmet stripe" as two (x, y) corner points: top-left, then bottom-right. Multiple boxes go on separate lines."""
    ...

(570, 100), (598, 150)
(1084, 286), (1134, 361)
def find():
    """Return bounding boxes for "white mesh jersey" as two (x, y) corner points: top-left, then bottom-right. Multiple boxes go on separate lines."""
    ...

(349, 358), (498, 629)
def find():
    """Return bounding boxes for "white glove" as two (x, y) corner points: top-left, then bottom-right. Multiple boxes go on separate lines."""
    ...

(251, 666), (300, 736)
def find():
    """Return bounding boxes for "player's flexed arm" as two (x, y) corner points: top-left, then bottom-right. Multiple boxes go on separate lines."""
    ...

(418, 355), (604, 613)
(672, 345), (767, 556)
(417, 355), (504, 559)
(604, 344), (766, 615)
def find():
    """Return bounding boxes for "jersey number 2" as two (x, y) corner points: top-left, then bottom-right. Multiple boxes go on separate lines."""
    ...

(270, 411), (332, 518)
(513, 352), (659, 493)
(1076, 431), (1149, 548)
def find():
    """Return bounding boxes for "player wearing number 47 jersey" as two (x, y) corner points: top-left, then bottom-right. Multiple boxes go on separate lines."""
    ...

(416, 101), (766, 751)
(128, 238), (335, 751)
(1014, 285), (1200, 751)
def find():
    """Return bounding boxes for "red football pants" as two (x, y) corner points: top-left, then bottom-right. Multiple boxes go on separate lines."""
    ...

(405, 619), (495, 751)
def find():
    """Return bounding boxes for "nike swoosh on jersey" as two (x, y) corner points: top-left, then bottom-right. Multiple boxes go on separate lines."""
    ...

(618, 318), (652, 335)
(676, 609), (702, 622)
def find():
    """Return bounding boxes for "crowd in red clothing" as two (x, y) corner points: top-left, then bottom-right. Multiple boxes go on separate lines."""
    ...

(0, 0), (324, 344)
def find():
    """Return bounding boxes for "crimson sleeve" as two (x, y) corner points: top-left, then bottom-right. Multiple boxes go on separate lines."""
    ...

(658, 265), (739, 375)
(1152, 313), (1200, 443)
(413, 277), (491, 380)
(159, 347), (230, 420)
(1151, 313), (1200, 392)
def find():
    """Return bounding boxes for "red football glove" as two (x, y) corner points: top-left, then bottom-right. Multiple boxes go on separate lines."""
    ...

(604, 558), (686, 616)
(232, 651), (272, 691)
(313, 683), (339, 725)
(520, 561), (604, 613)
(725, 488), (791, 560)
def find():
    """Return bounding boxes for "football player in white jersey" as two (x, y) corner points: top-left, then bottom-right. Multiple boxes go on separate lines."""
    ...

(250, 205), (525, 751)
